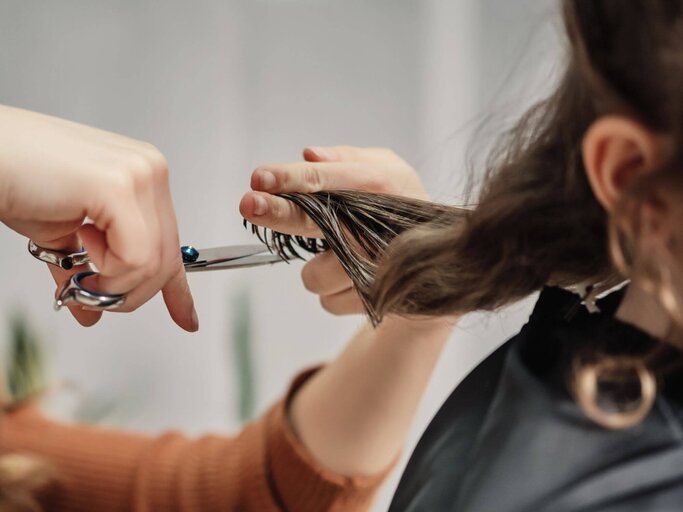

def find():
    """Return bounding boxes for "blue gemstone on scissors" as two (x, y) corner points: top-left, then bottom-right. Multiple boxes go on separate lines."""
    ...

(181, 245), (199, 263)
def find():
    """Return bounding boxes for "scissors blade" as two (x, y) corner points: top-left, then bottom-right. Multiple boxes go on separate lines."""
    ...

(183, 245), (268, 268)
(185, 253), (285, 272)
(190, 244), (272, 264)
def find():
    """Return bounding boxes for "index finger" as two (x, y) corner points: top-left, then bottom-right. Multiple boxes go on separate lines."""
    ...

(240, 191), (322, 237)
(250, 162), (388, 195)
(303, 146), (408, 166)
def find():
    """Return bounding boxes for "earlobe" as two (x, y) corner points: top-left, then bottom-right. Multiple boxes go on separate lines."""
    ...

(582, 116), (661, 212)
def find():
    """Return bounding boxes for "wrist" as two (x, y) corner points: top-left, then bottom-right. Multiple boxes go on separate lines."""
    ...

(363, 314), (456, 364)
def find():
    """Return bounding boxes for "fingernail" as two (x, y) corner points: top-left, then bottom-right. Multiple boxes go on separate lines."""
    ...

(191, 307), (199, 332)
(307, 146), (336, 161)
(257, 170), (276, 190)
(252, 195), (268, 216)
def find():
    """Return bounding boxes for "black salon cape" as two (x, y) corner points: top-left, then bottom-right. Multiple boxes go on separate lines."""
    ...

(389, 287), (683, 512)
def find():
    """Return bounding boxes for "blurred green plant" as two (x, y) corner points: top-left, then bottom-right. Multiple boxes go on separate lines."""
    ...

(231, 287), (256, 423)
(6, 312), (45, 403)
(5, 312), (134, 425)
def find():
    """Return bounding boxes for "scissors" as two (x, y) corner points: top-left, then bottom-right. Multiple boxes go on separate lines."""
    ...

(28, 240), (285, 310)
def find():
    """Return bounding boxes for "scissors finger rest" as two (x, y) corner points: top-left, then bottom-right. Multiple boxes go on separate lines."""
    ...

(55, 272), (126, 310)
(29, 241), (285, 310)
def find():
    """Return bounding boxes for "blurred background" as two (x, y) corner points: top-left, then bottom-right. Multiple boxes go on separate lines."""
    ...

(0, 0), (559, 509)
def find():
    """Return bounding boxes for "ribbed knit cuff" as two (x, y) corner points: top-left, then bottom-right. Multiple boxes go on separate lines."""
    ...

(1, 405), (151, 512)
(265, 367), (394, 512)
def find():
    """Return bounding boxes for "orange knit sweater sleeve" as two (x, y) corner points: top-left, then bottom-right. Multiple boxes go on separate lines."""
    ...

(0, 369), (392, 512)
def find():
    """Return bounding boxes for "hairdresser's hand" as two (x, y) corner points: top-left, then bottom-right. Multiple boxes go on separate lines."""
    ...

(0, 105), (197, 331)
(240, 145), (428, 315)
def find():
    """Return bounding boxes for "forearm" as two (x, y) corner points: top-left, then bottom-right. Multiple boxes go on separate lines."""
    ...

(2, 382), (390, 512)
(288, 315), (456, 476)
(0, 104), (82, 224)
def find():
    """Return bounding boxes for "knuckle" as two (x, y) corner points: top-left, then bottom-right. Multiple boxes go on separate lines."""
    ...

(363, 174), (386, 193)
(110, 171), (137, 197)
(126, 148), (168, 187)
(141, 142), (163, 159)
(268, 198), (283, 221)
(143, 255), (162, 279)
(144, 146), (169, 180)
(117, 242), (153, 271)
(129, 151), (153, 174)
(120, 249), (144, 270)
(125, 153), (155, 186)
(303, 165), (322, 191)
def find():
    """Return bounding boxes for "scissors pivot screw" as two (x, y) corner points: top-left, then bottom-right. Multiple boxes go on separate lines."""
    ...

(181, 245), (200, 263)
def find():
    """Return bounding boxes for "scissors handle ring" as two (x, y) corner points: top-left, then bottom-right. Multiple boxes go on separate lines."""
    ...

(28, 240), (90, 270)
(54, 271), (126, 311)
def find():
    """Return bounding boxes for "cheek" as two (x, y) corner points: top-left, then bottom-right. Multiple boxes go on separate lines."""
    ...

(638, 192), (681, 256)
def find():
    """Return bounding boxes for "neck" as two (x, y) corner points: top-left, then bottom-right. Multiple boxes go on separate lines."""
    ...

(615, 281), (671, 340)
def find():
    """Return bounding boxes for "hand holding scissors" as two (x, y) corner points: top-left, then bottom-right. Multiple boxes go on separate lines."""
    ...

(28, 241), (285, 310)
(0, 106), (200, 331)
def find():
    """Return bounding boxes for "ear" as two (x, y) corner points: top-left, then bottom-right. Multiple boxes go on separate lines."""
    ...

(582, 116), (664, 212)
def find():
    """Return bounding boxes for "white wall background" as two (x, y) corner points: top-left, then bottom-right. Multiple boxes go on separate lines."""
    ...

(0, 1), (560, 509)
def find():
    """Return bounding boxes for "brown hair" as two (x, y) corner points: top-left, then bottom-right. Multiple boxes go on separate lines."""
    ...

(256, 1), (683, 318)
(249, 0), (683, 427)
(374, 0), (683, 318)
